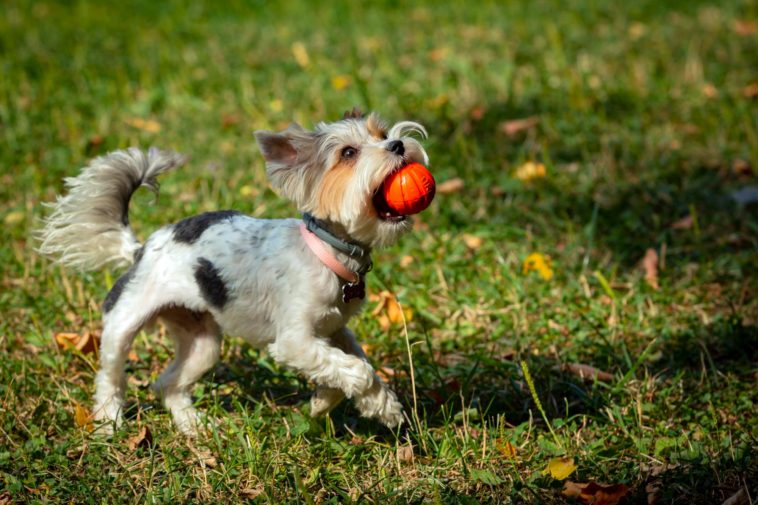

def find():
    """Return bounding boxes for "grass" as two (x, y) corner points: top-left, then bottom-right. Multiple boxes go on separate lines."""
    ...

(1, 0), (757, 502)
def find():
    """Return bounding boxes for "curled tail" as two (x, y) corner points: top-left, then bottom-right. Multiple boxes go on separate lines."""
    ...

(37, 147), (186, 271)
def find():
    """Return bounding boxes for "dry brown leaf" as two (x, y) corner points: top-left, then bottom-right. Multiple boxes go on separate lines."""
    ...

(497, 439), (517, 458)
(400, 255), (414, 268)
(436, 177), (464, 194)
(733, 20), (758, 36)
(240, 486), (264, 500)
(501, 116), (539, 136)
(55, 331), (98, 355)
(462, 234), (483, 250)
(642, 248), (659, 289)
(563, 363), (613, 382)
(545, 457), (576, 480)
(671, 215), (693, 230)
(73, 401), (94, 432)
(722, 487), (749, 505)
(562, 481), (630, 505)
(701, 83), (718, 98)
(742, 83), (758, 98)
(124, 117), (161, 133)
(127, 425), (154, 451)
(397, 443), (414, 463)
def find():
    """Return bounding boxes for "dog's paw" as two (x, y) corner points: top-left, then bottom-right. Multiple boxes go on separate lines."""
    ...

(310, 387), (345, 418)
(172, 407), (216, 437)
(340, 359), (376, 398)
(355, 381), (405, 428)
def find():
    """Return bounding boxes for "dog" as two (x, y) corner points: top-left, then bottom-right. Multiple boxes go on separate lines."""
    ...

(38, 110), (430, 435)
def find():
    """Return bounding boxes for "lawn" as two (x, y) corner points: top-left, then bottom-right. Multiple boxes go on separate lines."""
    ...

(1, 0), (756, 503)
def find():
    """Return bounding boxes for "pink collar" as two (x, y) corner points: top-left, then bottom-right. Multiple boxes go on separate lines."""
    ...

(300, 223), (359, 284)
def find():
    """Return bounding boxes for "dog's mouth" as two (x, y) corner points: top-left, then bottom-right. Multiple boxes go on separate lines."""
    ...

(372, 187), (407, 222)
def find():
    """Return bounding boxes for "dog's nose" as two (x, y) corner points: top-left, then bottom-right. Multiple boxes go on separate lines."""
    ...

(386, 140), (405, 156)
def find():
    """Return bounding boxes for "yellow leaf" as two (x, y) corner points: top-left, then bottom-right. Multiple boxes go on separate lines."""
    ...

(4, 210), (24, 225)
(514, 161), (546, 181)
(498, 440), (517, 458)
(523, 253), (554, 280)
(545, 456), (576, 480)
(462, 234), (483, 250)
(331, 75), (351, 90)
(73, 401), (94, 432)
(291, 42), (310, 68)
(124, 117), (161, 133)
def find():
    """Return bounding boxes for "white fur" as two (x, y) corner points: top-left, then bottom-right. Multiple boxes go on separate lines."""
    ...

(39, 113), (428, 435)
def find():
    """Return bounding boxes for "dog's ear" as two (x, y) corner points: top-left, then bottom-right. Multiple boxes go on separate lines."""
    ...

(342, 107), (364, 120)
(254, 124), (319, 206)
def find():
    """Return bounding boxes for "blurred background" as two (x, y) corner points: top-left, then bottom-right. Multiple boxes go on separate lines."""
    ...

(1, 0), (756, 502)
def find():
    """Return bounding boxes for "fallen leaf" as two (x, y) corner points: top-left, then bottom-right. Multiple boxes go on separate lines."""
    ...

(514, 161), (547, 181)
(501, 116), (539, 136)
(400, 255), (414, 268)
(397, 443), (414, 463)
(733, 159), (752, 176)
(124, 117), (161, 133)
(462, 233), (483, 250)
(55, 331), (98, 355)
(497, 439), (517, 458)
(563, 363), (613, 382)
(240, 486), (264, 499)
(742, 83), (758, 98)
(701, 83), (718, 98)
(670, 215), (693, 230)
(428, 47), (449, 61)
(331, 74), (351, 90)
(372, 290), (413, 328)
(127, 425), (153, 451)
(563, 481), (630, 505)
(642, 248), (659, 289)
(221, 114), (240, 128)
(436, 177), (464, 194)
(4, 210), (24, 225)
(545, 456), (576, 480)
(733, 20), (758, 36)
(646, 482), (661, 505)
(291, 42), (310, 68)
(523, 253), (554, 281)
(722, 487), (749, 505)
(73, 401), (94, 432)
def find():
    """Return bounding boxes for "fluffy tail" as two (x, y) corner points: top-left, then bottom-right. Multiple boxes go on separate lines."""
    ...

(37, 147), (186, 271)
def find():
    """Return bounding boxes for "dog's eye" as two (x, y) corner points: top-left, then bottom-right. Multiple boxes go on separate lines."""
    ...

(341, 146), (358, 159)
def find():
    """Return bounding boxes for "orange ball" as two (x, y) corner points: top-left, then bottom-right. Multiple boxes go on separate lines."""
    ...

(382, 163), (436, 215)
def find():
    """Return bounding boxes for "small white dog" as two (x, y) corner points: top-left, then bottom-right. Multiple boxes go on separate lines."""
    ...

(38, 110), (430, 435)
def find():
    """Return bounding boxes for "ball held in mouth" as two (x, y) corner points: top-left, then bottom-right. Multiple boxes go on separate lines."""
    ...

(381, 163), (436, 216)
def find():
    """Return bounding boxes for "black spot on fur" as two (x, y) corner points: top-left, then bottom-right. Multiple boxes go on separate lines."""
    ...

(103, 270), (133, 313)
(173, 211), (242, 244)
(103, 246), (145, 313)
(194, 257), (229, 308)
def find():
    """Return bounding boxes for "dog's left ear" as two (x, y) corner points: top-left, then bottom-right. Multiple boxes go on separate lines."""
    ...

(254, 124), (319, 206)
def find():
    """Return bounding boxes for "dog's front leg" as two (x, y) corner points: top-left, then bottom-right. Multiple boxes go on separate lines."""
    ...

(268, 324), (375, 400)
(309, 328), (404, 428)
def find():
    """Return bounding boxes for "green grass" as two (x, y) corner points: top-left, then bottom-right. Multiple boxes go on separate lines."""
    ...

(2, 0), (757, 502)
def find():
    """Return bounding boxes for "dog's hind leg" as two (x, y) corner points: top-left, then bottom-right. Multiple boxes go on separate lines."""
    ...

(152, 307), (222, 436)
(93, 297), (151, 434)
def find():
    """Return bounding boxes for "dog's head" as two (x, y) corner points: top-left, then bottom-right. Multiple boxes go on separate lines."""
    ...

(255, 110), (429, 248)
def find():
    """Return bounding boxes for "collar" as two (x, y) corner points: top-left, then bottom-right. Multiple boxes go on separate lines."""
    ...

(301, 213), (372, 275)
(300, 223), (360, 283)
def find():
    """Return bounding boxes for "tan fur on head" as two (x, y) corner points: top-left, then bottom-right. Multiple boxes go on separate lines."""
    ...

(255, 112), (429, 249)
